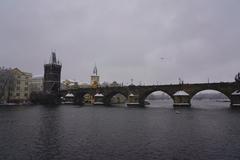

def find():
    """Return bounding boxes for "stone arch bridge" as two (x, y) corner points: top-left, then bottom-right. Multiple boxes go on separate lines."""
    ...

(60, 82), (239, 107)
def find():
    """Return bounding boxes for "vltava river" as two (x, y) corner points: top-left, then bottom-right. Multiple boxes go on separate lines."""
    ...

(0, 100), (240, 160)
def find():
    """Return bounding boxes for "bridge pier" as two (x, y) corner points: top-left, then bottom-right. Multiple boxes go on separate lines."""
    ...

(127, 93), (141, 107)
(231, 91), (240, 107)
(94, 93), (104, 105)
(173, 91), (191, 107)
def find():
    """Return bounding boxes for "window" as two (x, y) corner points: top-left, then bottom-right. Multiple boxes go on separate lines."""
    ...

(17, 87), (20, 91)
(17, 80), (20, 84)
(25, 82), (28, 85)
(24, 87), (28, 91)
(24, 93), (28, 97)
(16, 93), (20, 96)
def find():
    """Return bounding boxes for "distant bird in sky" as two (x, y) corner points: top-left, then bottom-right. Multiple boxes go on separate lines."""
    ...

(160, 57), (168, 62)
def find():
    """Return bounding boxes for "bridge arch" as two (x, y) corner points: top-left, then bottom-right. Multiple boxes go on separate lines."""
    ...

(140, 90), (174, 106)
(82, 93), (94, 104)
(190, 89), (230, 107)
(104, 91), (128, 106)
(190, 89), (231, 100)
(73, 91), (93, 105)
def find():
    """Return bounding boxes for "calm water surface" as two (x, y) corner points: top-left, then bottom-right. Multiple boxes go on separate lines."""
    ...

(0, 100), (240, 160)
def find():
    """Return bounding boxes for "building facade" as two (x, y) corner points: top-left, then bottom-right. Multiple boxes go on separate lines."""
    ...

(62, 79), (79, 90)
(30, 75), (43, 93)
(7, 68), (32, 103)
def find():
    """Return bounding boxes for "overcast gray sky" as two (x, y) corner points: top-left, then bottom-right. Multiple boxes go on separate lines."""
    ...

(0, 0), (239, 85)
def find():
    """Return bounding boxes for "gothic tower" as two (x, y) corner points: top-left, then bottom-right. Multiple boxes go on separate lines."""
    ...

(90, 64), (100, 88)
(43, 52), (62, 94)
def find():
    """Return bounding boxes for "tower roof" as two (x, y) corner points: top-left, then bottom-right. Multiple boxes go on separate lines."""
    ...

(48, 51), (61, 65)
(50, 52), (57, 64)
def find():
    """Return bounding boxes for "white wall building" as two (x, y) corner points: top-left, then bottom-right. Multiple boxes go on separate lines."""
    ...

(30, 75), (43, 93)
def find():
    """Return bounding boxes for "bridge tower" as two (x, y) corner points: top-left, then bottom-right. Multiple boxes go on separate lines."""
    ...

(43, 52), (62, 94)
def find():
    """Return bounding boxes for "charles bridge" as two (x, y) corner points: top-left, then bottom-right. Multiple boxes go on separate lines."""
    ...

(32, 52), (240, 107)
(60, 82), (239, 107)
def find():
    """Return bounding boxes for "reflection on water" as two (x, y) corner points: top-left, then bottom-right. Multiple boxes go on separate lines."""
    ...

(0, 101), (240, 160)
(34, 106), (62, 160)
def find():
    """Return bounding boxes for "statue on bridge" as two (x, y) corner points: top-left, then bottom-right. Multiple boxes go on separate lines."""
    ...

(235, 73), (240, 89)
(235, 73), (240, 82)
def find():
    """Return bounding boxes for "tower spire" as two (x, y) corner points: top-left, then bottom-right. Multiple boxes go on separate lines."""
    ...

(93, 63), (98, 75)
(50, 51), (57, 64)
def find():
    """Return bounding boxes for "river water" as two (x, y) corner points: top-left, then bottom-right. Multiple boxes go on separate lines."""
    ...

(0, 100), (240, 160)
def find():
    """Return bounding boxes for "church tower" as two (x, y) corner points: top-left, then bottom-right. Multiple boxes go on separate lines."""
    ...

(90, 64), (100, 88)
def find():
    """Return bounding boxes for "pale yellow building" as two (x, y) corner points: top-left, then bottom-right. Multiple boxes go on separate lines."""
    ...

(8, 68), (32, 103)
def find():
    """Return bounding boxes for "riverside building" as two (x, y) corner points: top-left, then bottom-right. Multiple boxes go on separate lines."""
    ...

(30, 75), (43, 93)
(4, 68), (32, 103)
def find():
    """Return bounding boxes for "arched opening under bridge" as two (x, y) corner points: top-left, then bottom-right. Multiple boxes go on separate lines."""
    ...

(191, 90), (230, 109)
(145, 91), (173, 108)
(103, 91), (128, 106)
(110, 93), (127, 107)
(82, 93), (93, 105)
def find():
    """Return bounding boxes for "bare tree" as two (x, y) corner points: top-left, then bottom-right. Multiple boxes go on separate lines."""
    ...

(0, 67), (15, 103)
